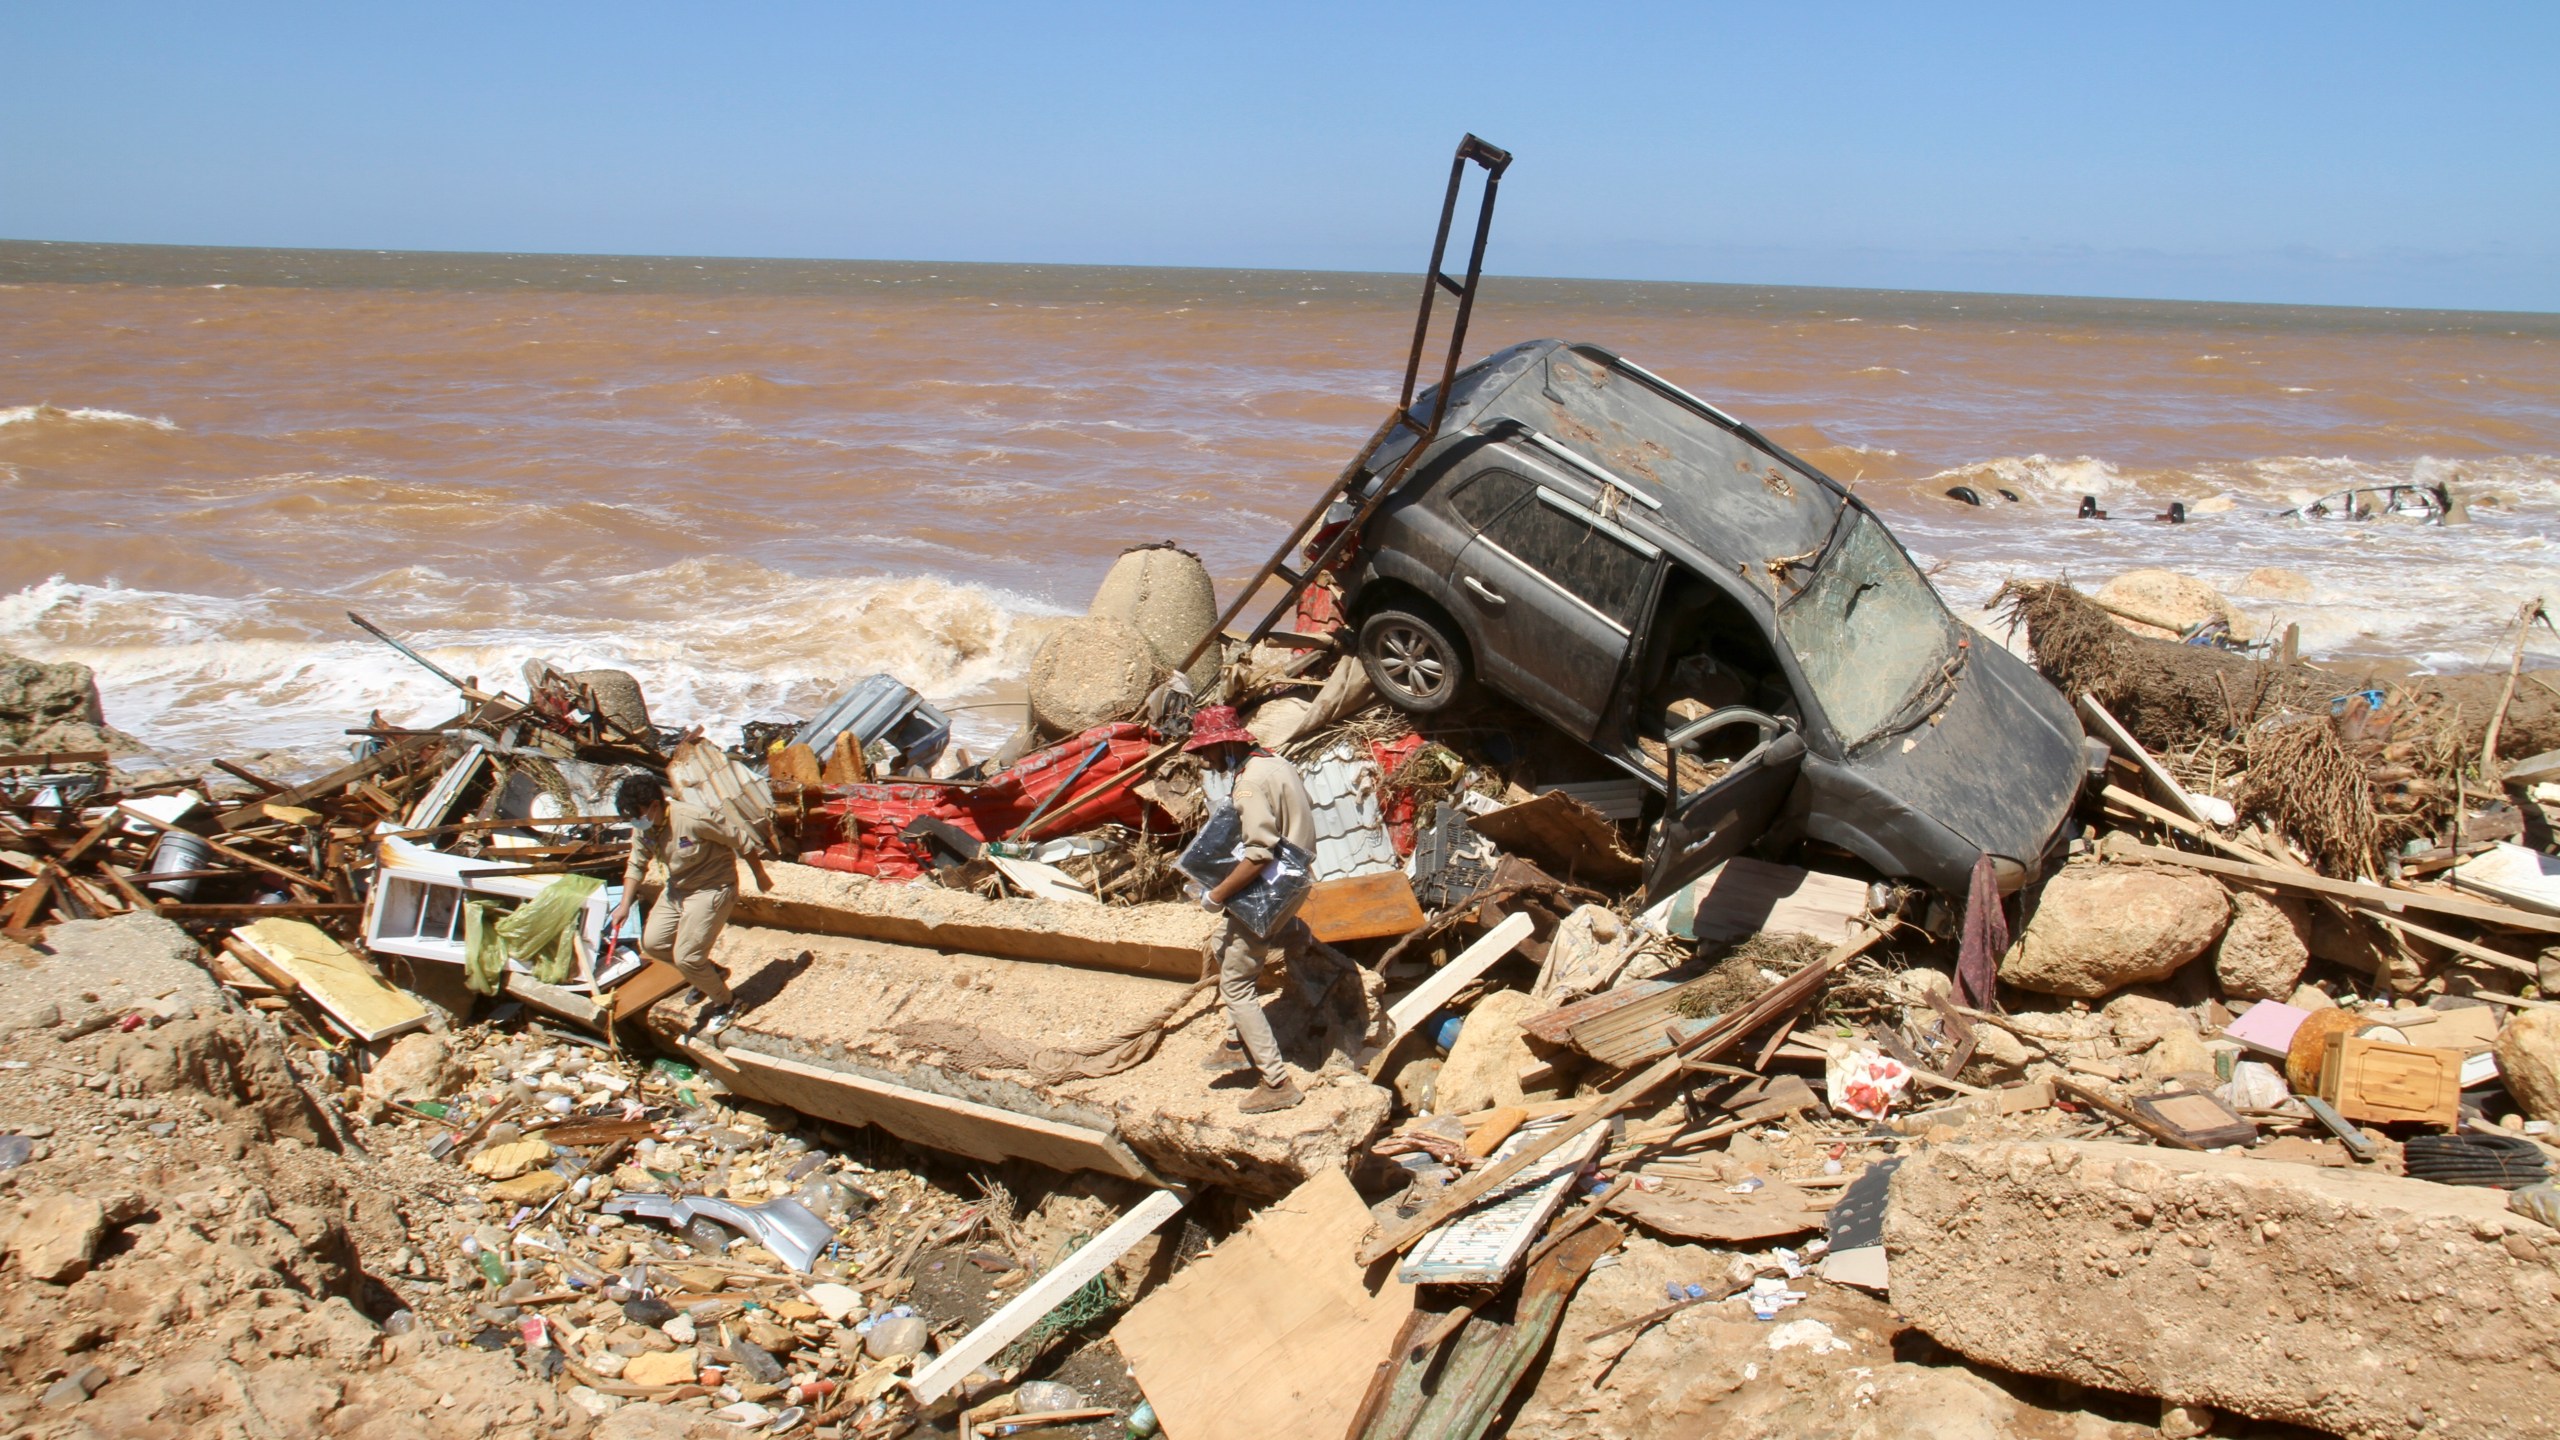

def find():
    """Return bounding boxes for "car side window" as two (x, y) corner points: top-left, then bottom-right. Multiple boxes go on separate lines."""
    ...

(1481, 493), (1654, 629)
(1446, 470), (1533, 532)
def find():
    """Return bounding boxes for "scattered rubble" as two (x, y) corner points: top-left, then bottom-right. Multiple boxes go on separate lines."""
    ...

(3, 136), (2557, 1437)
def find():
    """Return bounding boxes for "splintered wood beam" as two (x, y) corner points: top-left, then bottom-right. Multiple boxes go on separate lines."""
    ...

(906, 1187), (1188, 1405)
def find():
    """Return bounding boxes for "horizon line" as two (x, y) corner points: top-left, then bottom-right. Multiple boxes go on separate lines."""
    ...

(2, 235), (2556, 324)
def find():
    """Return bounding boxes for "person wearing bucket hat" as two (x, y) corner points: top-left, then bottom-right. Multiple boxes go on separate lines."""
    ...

(1186, 704), (1316, 1114)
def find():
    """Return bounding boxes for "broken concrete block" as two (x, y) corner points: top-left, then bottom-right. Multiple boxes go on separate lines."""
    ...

(367, 1032), (462, 1101)
(2002, 864), (2230, 1000)
(487, 1171), (568, 1205)
(618, 1350), (696, 1387)
(1433, 990), (1539, 1115)
(1888, 1140), (2560, 1439)
(2497, 1009), (2560, 1123)
(2213, 890), (2311, 1001)
(11, 1195), (106, 1283)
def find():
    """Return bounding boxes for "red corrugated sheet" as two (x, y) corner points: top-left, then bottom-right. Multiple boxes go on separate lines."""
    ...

(795, 722), (1170, 879)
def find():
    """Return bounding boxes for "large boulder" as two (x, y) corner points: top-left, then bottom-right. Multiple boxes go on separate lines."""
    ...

(1434, 990), (1540, 1115)
(2094, 569), (2255, 644)
(1088, 543), (1220, 695)
(2498, 1009), (2560, 1123)
(366, 1032), (462, 1101)
(0, 651), (141, 754)
(1026, 616), (1161, 737)
(2001, 864), (2230, 1000)
(1888, 1140), (2560, 1439)
(2212, 890), (2312, 1001)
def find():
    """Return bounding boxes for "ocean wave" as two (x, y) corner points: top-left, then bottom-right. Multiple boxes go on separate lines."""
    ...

(1922, 453), (2129, 499)
(0, 403), (178, 432)
(0, 563), (1067, 767)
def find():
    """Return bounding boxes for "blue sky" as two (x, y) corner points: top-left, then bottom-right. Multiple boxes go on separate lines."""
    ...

(4, 3), (2555, 311)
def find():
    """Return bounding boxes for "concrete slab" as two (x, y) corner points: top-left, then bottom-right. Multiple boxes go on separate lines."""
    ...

(1888, 1139), (2560, 1439)
(653, 922), (1392, 1196)
(730, 862), (1216, 980)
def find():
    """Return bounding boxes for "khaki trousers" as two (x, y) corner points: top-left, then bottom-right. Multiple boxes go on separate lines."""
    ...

(642, 884), (738, 1005)
(1215, 916), (1305, 1089)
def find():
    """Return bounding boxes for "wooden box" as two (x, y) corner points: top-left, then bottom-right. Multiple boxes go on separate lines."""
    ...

(2318, 1035), (2461, 1128)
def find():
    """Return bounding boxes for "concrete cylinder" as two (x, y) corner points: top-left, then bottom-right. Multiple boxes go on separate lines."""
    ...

(1089, 543), (1220, 694)
(1027, 616), (1162, 737)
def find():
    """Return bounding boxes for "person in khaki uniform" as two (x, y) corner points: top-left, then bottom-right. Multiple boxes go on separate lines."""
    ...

(606, 774), (742, 1036)
(1186, 705), (1316, 1114)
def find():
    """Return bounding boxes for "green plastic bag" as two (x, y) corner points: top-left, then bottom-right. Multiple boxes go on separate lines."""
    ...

(462, 875), (603, 995)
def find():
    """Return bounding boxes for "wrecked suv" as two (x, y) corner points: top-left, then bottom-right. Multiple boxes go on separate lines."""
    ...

(1339, 339), (2090, 901)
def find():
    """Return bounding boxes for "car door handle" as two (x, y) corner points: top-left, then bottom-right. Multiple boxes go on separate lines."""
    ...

(1460, 575), (1507, 607)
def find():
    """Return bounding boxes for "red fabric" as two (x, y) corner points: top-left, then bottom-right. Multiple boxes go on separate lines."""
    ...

(794, 722), (1169, 877)
(1368, 733), (1430, 858)
(1295, 581), (1347, 638)
(1956, 852), (2009, 1010)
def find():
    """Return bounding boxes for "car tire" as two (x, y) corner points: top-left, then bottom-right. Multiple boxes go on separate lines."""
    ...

(1358, 606), (1468, 714)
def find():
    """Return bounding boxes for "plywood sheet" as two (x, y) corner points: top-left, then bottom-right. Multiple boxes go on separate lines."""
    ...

(1297, 871), (1425, 944)
(1400, 1114), (1607, 1283)
(232, 918), (429, 1041)
(1642, 857), (1868, 945)
(1113, 1170), (1413, 1440)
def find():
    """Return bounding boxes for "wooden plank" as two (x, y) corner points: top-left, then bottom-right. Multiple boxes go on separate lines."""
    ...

(1358, 922), (1885, 1266)
(1114, 1171), (1414, 1440)
(721, 1045), (1151, 1181)
(1519, 979), (1672, 1047)
(908, 1188), (1187, 1405)
(217, 732), (439, 831)
(2079, 694), (2230, 827)
(2108, 838), (2560, 935)
(608, 960), (691, 1021)
(0, 750), (112, 769)
(986, 854), (1099, 906)
(156, 902), (362, 920)
(1297, 871), (1426, 944)
(504, 973), (606, 1032)
(1399, 1115), (1608, 1284)
(1566, 975), (1720, 1068)
(2100, 785), (2541, 978)
(232, 918), (430, 1041)
(1382, 912), (1533, 1041)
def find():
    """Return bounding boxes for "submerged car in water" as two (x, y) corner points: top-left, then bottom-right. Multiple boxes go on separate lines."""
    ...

(1337, 339), (2094, 901)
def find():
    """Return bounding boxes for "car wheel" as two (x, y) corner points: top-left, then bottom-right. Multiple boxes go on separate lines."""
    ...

(1359, 607), (1468, 714)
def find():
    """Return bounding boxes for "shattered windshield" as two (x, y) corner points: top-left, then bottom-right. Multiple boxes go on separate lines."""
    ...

(1775, 506), (1964, 749)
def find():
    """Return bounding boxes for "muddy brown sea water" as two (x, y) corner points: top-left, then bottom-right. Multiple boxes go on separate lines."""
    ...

(2, 241), (2555, 767)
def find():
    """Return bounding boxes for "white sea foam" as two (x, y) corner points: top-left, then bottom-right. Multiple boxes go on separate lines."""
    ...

(1897, 451), (2560, 678)
(0, 403), (178, 431)
(0, 564), (1067, 768)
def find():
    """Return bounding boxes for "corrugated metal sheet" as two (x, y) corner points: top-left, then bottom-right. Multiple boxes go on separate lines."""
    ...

(1301, 745), (1401, 881)
(1201, 750), (1399, 881)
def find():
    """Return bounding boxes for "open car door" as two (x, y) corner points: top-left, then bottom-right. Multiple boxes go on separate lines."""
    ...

(1641, 708), (1805, 902)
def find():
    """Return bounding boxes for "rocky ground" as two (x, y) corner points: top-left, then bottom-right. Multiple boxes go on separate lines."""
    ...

(0, 914), (1160, 1440)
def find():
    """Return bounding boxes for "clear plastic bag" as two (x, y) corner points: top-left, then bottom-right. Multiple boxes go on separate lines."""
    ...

(1176, 803), (1315, 938)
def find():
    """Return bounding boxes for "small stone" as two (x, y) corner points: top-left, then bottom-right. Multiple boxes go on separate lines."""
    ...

(663, 1314), (697, 1344)
(468, 1139), (553, 1180)
(864, 1314), (929, 1360)
(805, 1282), (863, 1323)
(727, 1337), (785, 1384)
(487, 1171), (568, 1205)
(40, 1365), (103, 1408)
(586, 1349), (629, 1378)
(620, 1350), (696, 1387)
(622, 1295), (676, 1326)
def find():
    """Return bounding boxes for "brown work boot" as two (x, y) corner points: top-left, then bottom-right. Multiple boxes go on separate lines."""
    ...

(1199, 1042), (1248, 1073)
(1238, 1078), (1304, 1114)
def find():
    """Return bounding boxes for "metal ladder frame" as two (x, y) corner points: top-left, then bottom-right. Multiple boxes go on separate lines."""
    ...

(1178, 134), (1512, 687)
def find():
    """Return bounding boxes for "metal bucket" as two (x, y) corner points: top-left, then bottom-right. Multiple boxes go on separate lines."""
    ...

(145, 829), (212, 900)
